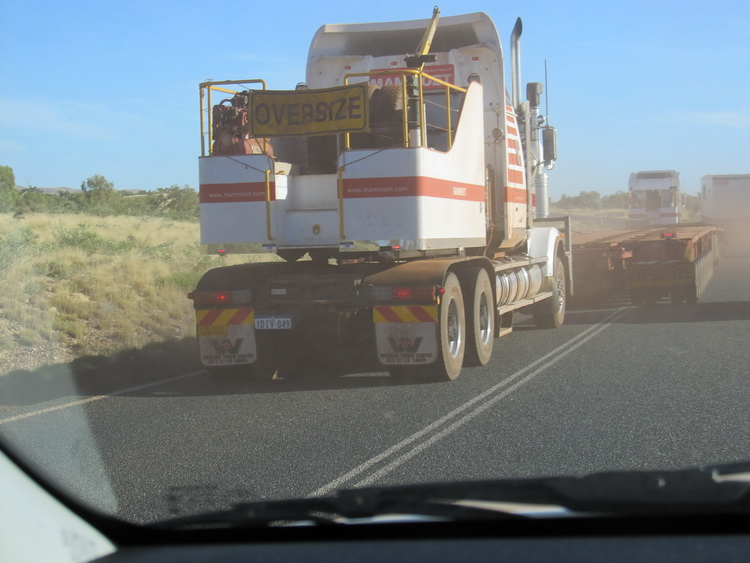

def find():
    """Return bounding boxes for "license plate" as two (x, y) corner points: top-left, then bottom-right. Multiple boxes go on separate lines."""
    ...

(254, 316), (292, 330)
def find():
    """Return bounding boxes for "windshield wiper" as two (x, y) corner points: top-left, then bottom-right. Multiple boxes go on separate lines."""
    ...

(155, 492), (528, 530)
(154, 461), (750, 530)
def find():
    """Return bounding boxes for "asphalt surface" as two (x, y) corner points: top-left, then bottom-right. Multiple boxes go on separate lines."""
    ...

(2, 254), (749, 524)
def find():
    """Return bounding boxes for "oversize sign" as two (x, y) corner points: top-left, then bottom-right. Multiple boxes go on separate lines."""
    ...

(628, 261), (695, 288)
(249, 84), (368, 137)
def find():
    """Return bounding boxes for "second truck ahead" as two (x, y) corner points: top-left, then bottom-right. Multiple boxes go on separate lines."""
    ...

(189, 10), (570, 381)
(628, 170), (682, 225)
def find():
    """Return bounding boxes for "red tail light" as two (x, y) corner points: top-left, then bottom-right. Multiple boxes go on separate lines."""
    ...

(392, 287), (413, 300)
(188, 290), (251, 307)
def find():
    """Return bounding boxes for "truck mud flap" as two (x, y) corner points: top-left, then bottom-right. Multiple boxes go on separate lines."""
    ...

(196, 308), (257, 366)
(373, 305), (438, 366)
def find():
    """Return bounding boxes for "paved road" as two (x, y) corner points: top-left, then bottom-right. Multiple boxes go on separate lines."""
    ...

(2, 255), (749, 524)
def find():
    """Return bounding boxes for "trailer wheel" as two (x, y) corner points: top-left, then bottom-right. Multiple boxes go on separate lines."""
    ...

(462, 268), (494, 366)
(534, 255), (566, 329)
(433, 272), (466, 380)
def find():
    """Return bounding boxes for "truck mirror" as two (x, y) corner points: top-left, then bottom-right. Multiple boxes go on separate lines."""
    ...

(526, 82), (543, 108)
(542, 126), (557, 165)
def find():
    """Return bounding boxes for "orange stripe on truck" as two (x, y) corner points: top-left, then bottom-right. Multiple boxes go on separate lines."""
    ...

(199, 183), (274, 203)
(343, 177), (484, 201)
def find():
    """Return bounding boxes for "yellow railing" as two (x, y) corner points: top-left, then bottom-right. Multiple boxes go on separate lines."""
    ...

(199, 79), (267, 157)
(343, 70), (467, 150)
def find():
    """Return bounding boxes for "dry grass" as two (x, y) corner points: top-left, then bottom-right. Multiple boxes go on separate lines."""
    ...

(0, 213), (275, 371)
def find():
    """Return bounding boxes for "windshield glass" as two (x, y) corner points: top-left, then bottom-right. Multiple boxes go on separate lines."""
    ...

(1, 0), (749, 528)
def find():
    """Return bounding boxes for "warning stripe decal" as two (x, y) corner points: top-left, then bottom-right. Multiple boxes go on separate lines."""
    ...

(196, 308), (254, 326)
(373, 305), (438, 324)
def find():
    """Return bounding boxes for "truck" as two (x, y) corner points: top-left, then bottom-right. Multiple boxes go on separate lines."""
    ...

(188, 9), (570, 382)
(700, 174), (750, 254)
(628, 170), (682, 225)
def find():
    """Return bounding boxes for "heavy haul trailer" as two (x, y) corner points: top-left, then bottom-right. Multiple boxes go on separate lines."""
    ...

(572, 223), (721, 305)
(188, 10), (569, 382)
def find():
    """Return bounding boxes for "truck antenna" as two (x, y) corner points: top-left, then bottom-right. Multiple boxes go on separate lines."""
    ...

(544, 59), (550, 121)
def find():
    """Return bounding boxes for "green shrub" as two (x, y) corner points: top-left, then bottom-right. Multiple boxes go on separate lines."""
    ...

(54, 225), (137, 255)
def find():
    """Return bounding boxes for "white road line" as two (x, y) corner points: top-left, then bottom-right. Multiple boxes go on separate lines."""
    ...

(0, 370), (204, 425)
(310, 307), (630, 497)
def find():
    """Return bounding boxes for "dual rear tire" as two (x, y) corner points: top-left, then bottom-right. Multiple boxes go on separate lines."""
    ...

(533, 255), (567, 329)
(392, 268), (495, 383)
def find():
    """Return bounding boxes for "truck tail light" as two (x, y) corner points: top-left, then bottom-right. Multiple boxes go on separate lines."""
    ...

(392, 287), (413, 300)
(374, 285), (438, 302)
(187, 290), (252, 307)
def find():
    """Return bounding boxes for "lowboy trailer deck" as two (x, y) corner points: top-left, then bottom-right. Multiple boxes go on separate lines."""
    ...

(571, 223), (722, 305)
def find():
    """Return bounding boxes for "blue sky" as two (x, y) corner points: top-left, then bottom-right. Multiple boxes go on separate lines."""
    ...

(1, 0), (748, 199)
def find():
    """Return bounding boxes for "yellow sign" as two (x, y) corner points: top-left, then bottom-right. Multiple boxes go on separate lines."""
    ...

(249, 84), (368, 137)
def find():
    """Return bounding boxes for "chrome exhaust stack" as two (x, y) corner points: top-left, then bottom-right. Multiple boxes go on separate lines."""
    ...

(510, 18), (523, 109)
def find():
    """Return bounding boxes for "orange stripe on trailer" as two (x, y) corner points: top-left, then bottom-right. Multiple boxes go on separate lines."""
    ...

(373, 305), (438, 323)
(508, 152), (520, 166)
(507, 125), (519, 136)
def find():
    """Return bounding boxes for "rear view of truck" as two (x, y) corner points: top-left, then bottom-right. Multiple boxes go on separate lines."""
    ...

(628, 170), (682, 225)
(188, 10), (568, 382)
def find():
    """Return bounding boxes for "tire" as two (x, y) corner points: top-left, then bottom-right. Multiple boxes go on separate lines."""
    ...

(534, 255), (566, 329)
(433, 272), (466, 381)
(369, 84), (402, 147)
(462, 268), (494, 367)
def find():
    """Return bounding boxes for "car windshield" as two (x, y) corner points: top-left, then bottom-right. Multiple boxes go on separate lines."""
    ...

(1, 0), (749, 531)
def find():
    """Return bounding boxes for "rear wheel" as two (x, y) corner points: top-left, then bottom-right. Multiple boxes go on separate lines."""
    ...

(433, 272), (466, 381)
(534, 255), (566, 328)
(462, 268), (494, 367)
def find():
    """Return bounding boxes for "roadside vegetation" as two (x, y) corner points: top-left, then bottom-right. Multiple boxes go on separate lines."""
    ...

(0, 166), (283, 373)
(0, 213), (266, 370)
